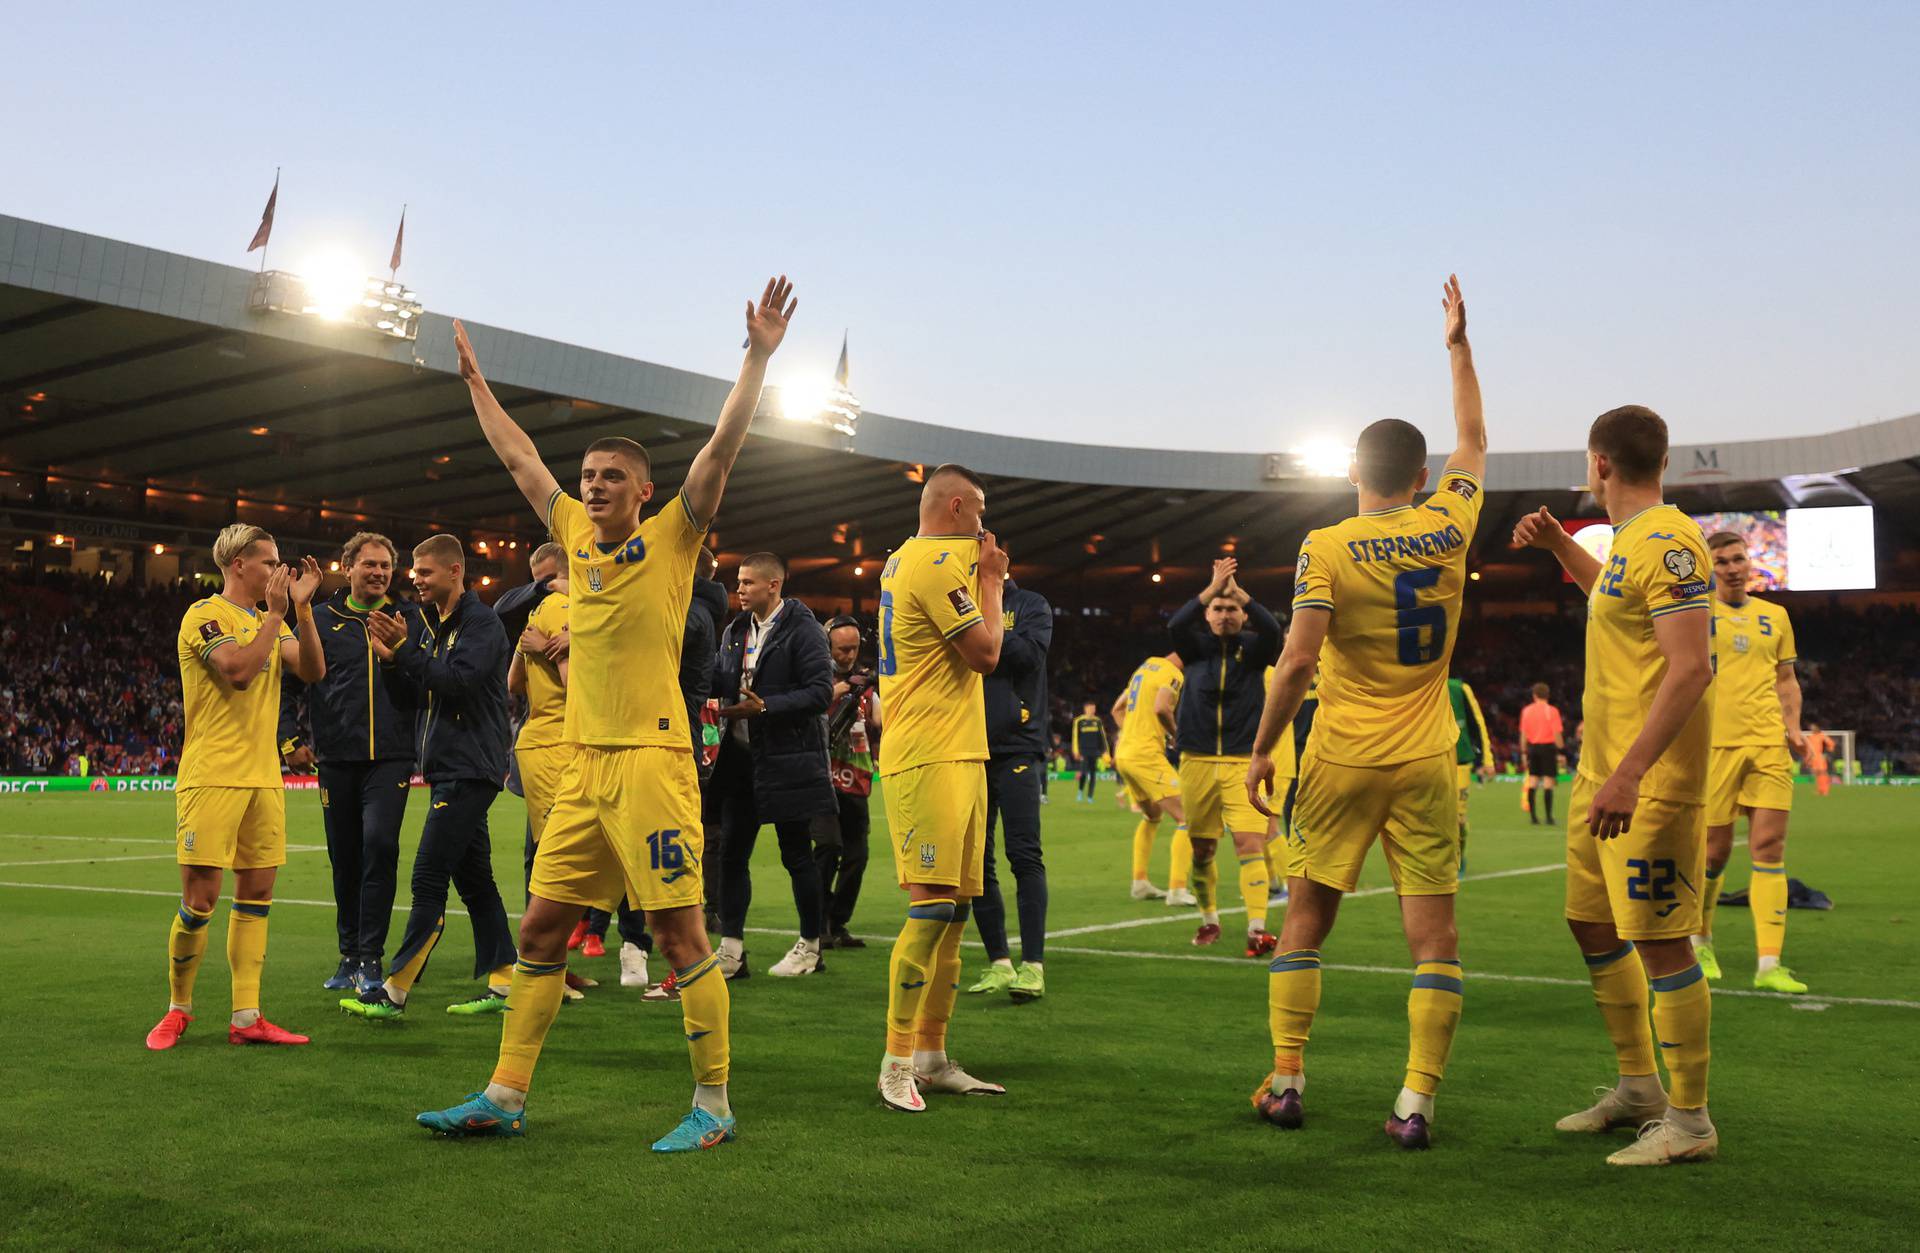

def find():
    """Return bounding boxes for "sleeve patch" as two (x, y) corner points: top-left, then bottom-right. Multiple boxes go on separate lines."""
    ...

(1446, 478), (1478, 501)
(1663, 548), (1698, 580)
(198, 620), (223, 642)
(948, 587), (977, 618)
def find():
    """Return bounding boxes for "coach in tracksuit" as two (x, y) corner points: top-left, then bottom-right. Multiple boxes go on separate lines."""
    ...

(712, 552), (835, 979)
(278, 531), (423, 994)
(967, 575), (1054, 1001)
(1167, 558), (1285, 950)
(348, 534), (517, 1014)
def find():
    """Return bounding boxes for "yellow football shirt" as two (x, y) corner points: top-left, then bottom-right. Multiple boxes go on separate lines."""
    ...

(1291, 467), (1485, 766)
(516, 592), (570, 750)
(546, 489), (704, 749)
(176, 595), (294, 789)
(1709, 595), (1795, 747)
(1117, 657), (1182, 755)
(1578, 504), (1714, 803)
(876, 534), (987, 777)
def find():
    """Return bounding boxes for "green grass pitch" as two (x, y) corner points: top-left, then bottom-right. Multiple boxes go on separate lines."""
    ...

(1, 780), (1915, 1251)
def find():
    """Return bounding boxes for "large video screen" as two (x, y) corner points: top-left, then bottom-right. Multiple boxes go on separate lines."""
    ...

(1557, 507), (1874, 590)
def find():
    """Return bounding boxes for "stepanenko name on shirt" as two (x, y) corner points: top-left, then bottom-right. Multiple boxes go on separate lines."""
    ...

(1340, 522), (1467, 564)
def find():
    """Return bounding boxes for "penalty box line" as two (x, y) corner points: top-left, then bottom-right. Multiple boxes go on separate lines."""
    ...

(0, 876), (1910, 1013)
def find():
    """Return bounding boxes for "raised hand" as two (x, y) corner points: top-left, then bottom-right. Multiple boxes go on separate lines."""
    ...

(744, 276), (798, 358)
(1512, 506), (1568, 552)
(1203, 556), (1238, 601)
(290, 556), (324, 607)
(452, 319), (483, 384)
(264, 565), (291, 617)
(978, 530), (1010, 583)
(367, 610), (408, 659)
(1442, 273), (1467, 348)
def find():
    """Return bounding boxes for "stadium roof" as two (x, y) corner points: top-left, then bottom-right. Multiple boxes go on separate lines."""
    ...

(5, 213), (1918, 599)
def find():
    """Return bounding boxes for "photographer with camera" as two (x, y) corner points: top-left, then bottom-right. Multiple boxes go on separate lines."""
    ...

(815, 616), (883, 949)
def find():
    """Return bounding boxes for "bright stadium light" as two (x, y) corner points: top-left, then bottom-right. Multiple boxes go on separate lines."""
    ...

(1294, 440), (1354, 477)
(771, 375), (861, 438)
(249, 250), (424, 341)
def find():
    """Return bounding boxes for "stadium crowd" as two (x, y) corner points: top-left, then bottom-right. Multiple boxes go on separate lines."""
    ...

(4, 569), (1916, 778)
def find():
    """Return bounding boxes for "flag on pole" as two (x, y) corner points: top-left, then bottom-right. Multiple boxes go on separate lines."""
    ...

(388, 206), (406, 274)
(247, 171), (279, 253)
(835, 331), (850, 385)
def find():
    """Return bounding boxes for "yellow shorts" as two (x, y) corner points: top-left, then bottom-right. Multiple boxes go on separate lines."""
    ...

(530, 745), (705, 913)
(1114, 749), (1180, 808)
(1289, 750), (1457, 896)
(883, 760), (987, 896)
(176, 786), (286, 870)
(1564, 772), (1707, 940)
(1456, 762), (1473, 827)
(516, 742), (576, 845)
(1179, 754), (1269, 845)
(1707, 743), (1794, 825)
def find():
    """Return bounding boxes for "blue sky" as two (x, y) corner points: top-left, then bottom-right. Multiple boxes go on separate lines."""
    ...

(7, 2), (1916, 453)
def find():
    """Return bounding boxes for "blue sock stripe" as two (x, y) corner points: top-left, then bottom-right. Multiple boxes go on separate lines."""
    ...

(1704, 865), (1725, 880)
(1411, 973), (1465, 995)
(675, 955), (720, 988)
(1583, 942), (1635, 968)
(1420, 958), (1463, 968)
(514, 958), (567, 977)
(1648, 962), (1705, 994)
(1269, 956), (1322, 973)
(907, 901), (957, 923)
(1751, 863), (1786, 874)
(231, 900), (271, 918)
(176, 904), (211, 929)
(1276, 948), (1320, 960)
(949, 903), (971, 925)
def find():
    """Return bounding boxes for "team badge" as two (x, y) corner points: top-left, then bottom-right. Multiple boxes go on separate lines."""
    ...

(1003, 610), (1017, 629)
(919, 842), (938, 870)
(1446, 478), (1478, 501)
(586, 565), (604, 593)
(948, 587), (977, 617)
(182, 830), (196, 852)
(1733, 634), (1750, 654)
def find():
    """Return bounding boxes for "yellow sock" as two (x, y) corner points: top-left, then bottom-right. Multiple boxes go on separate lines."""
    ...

(487, 964), (514, 995)
(1700, 864), (1724, 941)
(167, 901), (213, 1009)
(1193, 856), (1218, 912)
(386, 915), (446, 998)
(1264, 834), (1285, 889)
(1238, 855), (1269, 930)
(1268, 948), (1321, 1074)
(1750, 860), (1788, 960)
(1169, 824), (1192, 891)
(887, 898), (953, 1057)
(914, 907), (969, 1055)
(227, 899), (271, 1013)
(1583, 942), (1656, 1077)
(1130, 817), (1159, 883)
(1650, 961), (1712, 1108)
(491, 958), (567, 1092)
(1405, 959), (1464, 1096)
(676, 953), (731, 1085)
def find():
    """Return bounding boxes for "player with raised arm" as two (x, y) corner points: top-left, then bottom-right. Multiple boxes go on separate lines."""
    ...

(1694, 531), (1808, 993)
(874, 464), (1012, 1113)
(147, 527), (325, 1051)
(417, 277), (795, 1152)
(1513, 405), (1718, 1167)
(1244, 276), (1485, 1148)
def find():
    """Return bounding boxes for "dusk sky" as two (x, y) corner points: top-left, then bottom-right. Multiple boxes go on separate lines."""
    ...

(8, 2), (1916, 453)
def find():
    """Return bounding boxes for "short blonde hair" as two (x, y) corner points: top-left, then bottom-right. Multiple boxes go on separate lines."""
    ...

(342, 531), (398, 567)
(413, 533), (464, 567)
(530, 542), (565, 573)
(213, 523), (274, 568)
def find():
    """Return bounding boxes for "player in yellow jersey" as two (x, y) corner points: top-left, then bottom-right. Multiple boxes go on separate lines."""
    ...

(1514, 404), (1718, 1166)
(1109, 653), (1186, 900)
(146, 525), (325, 1051)
(1695, 531), (1808, 994)
(418, 277), (796, 1152)
(1245, 275), (1484, 1148)
(874, 464), (1013, 1113)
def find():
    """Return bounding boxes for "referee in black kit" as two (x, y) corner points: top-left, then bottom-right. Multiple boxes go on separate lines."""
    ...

(966, 570), (1053, 1003)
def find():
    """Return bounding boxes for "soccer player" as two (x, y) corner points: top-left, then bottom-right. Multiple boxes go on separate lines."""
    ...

(1449, 676), (1492, 874)
(1170, 557), (1286, 955)
(1513, 405), (1718, 1167)
(1695, 531), (1808, 993)
(146, 525), (324, 1051)
(1803, 722), (1836, 796)
(1070, 703), (1108, 802)
(874, 463), (1011, 1113)
(1110, 652), (1186, 900)
(417, 277), (796, 1152)
(1245, 274), (1485, 1148)
(1520, 684), (1564, 825)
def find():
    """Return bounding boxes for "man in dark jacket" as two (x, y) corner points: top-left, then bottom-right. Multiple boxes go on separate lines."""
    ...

(278, 531), (423, 994)
(1169, 556), (1285, 955)
(711, 552), (834, 979)
(965, 576), (1054, 1003)
(341, 534), (518, 1020)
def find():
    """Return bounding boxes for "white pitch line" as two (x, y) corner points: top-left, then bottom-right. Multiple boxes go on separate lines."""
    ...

(0, 832), (184, 844)
(0, 845), (327, 868)
(0, 877), (1910, 1012)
